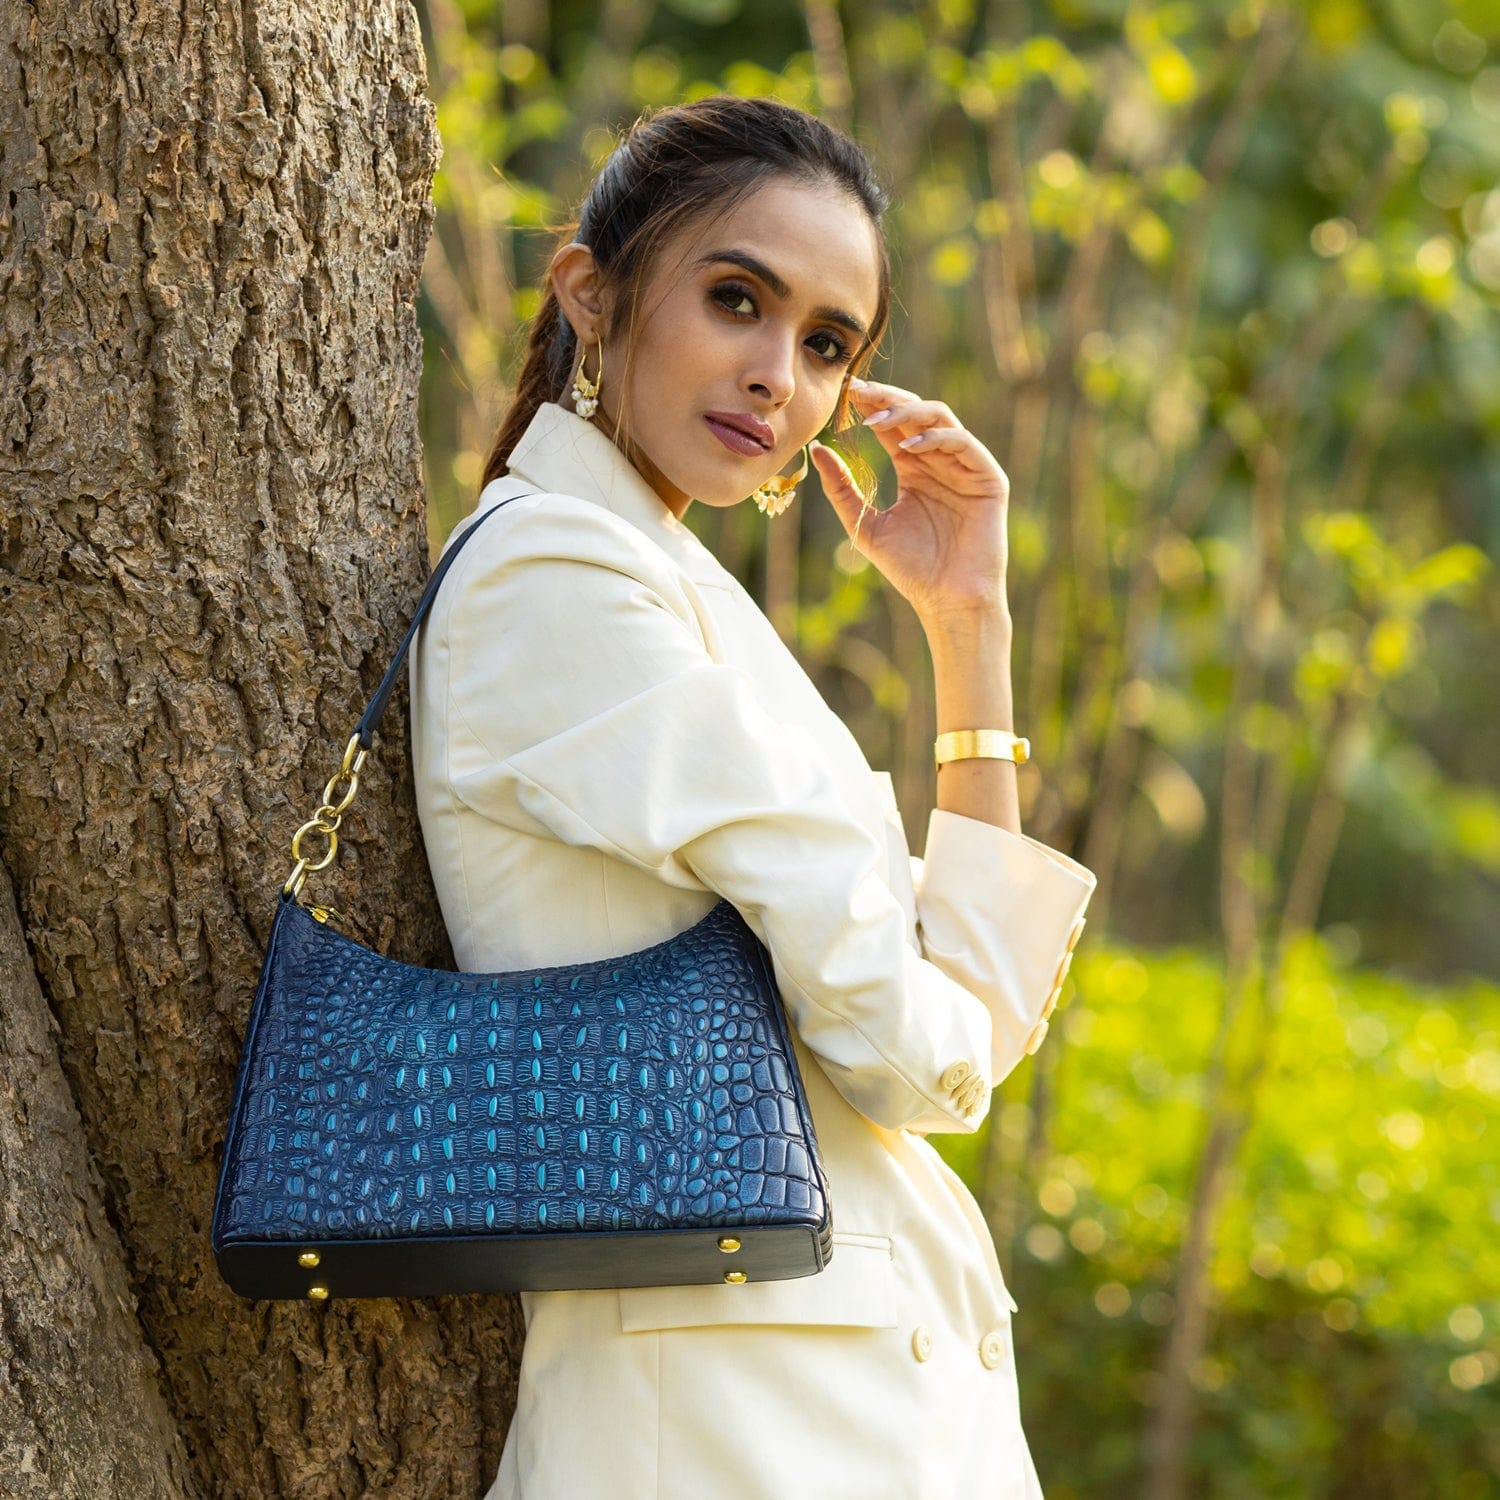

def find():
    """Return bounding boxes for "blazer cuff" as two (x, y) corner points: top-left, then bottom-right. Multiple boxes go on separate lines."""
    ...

(915, 809), (1097, 1083)
(924, 807), (1097, 886)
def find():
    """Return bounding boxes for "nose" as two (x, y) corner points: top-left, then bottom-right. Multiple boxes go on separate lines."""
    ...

(745, 329), (797, 408)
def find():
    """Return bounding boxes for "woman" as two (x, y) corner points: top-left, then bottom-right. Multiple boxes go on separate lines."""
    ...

(409, 94), (1096, 1500)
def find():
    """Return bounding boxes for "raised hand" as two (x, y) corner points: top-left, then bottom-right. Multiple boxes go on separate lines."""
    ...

(810, 376), (1012, 626)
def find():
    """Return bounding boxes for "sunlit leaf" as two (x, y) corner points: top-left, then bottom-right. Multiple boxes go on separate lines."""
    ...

(1366, 615), (1418, 678)
(630, 49), (683, 106)
(1310, 0), (1369, 54)
(929, 236), (977, 286)
(1443, 785), (1500, 874)
(1126, 207), (1172, 265)
(1398, 543), (1490, 605)
(1146, 44), (1197, 106)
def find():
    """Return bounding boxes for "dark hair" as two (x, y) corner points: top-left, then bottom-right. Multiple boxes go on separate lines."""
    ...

(481, 93), (892, 489)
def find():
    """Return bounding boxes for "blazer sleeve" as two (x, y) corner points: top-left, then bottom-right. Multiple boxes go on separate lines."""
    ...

(897, 813), (1096, 1137)
(432, 497), (1084, 1135)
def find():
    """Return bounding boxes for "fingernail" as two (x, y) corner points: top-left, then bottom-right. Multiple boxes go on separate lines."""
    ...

(898, 432), (926, 448)
(863, 409), (892, 427)
(849, 376), (868, 387)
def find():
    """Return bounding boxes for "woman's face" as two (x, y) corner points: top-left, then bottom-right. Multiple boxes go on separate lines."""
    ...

(571, 176), (882, 520)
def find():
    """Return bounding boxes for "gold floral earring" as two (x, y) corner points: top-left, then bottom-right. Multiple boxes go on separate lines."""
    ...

(571, 334), (603, 420)
(752, 444), (810, 517)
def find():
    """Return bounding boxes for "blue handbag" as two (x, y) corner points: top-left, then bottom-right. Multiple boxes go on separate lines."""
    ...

(210, 493), (834, 1302)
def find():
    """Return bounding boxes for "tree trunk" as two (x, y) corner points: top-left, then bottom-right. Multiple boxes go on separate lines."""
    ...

(0, 2), (520, 1495)
(0, 856), (199, 1498)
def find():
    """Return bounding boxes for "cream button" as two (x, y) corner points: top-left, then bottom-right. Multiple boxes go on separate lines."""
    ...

(1024, 1018), (1049, 1055)
(939, 1060), (972, 1091)
(979, 1329), (1007, 1369)
(1040, 955), (1072, 1023)
(911, 1326), (934, 1362)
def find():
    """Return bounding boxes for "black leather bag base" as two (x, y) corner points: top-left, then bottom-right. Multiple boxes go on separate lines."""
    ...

(211, 889), (834, 1300)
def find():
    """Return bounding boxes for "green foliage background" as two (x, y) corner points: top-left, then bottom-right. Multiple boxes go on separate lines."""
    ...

(412, 0), (1500, 1492)
(952, 939), (1500, 1496)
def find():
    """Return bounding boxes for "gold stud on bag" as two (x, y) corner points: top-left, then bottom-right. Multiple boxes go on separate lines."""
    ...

(210, 487), (834, 1302)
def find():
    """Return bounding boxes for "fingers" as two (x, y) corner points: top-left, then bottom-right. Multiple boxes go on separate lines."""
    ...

(844, 379), (1006, 490)
(809, 441), (878, 543)
(846, 376), (922, 408)
(889, 426), (1005, 476)
(845, 382), (962, 461)
(866, 400), (962, 432)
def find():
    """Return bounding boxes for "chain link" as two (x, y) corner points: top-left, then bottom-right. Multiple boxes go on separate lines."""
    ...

(282, 733), (369, 900)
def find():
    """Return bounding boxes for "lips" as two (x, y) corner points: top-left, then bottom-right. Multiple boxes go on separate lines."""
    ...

(703, 411), (773, 448)
(704, 416), (773, 459)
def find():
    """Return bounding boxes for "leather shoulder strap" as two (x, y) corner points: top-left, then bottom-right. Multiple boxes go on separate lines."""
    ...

(354, 489), (538, 748)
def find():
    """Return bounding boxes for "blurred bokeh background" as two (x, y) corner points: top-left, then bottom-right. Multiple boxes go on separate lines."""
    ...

(410, 1), (1499, 1493)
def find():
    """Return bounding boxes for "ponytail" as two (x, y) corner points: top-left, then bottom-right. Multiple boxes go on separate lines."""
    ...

(481, 262), (579, 486)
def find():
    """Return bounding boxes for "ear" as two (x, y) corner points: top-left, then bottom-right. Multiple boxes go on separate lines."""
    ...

(549, 241), (610, 344)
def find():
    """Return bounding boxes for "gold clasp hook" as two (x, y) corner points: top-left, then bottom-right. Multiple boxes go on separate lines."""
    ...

(281, 732), (369, 902)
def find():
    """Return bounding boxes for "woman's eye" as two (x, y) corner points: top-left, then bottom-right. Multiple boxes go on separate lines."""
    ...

(712, 285), (756, 317)
(810, 332), (853, 365)
(711, 283), (851, 366)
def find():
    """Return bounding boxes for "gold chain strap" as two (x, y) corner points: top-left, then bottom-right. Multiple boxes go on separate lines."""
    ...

(281, 731), (369, 902)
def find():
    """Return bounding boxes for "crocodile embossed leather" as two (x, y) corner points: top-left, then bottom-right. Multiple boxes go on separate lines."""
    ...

(210, 492), (832, 1302)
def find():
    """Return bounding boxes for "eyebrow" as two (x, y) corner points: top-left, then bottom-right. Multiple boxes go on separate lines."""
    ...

(693, 249), (871, 340)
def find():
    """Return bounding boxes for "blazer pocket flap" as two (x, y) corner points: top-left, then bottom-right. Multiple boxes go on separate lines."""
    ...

(617, 1232), (897, 1332)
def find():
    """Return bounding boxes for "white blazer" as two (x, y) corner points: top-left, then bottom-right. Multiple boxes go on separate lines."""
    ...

(409, 401), (1097, 1500)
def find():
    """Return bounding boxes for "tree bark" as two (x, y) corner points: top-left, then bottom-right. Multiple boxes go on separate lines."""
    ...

(0, 1), (520, 1495)
(0, 856), (199, 1498)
